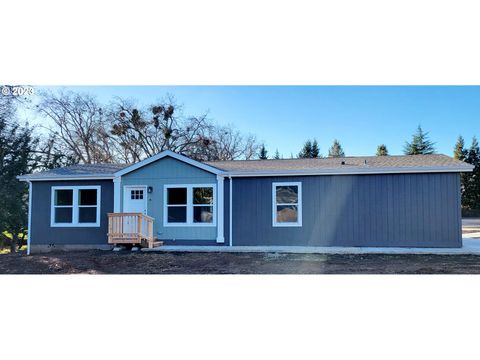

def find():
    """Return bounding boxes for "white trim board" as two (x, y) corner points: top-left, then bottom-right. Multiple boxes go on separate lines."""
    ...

(17, 176), (115, 182)
(114, 150), (223, 177)
(27, 181), (32, 255)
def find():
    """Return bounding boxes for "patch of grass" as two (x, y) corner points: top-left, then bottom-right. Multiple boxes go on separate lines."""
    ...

(2, 231), (26, 239)
(1, 231), (27, 254)
(0, 246), (27, 254)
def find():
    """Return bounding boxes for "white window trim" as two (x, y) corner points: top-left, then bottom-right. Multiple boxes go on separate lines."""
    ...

(163, 184), (216, 227)
(272, 182), (302, 227)
(50, 186), (101, 227)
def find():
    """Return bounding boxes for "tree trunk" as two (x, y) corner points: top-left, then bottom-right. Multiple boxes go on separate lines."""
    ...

(10, 234), (18, 253)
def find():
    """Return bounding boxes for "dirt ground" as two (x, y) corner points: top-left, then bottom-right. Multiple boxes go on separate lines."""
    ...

(2, 250), (480, 274)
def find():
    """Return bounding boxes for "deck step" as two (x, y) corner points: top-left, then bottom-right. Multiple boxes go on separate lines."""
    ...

(140, 239), (164, 248)
(150, 241), (164, 248)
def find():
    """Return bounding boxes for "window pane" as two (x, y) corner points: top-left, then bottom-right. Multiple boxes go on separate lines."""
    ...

(276, 186), (298, 204)
(168, 206), (187, 223)
(79, 207), (97, 223)
(55, 207), (73, 223)
(167, 188), (187, 205)
(193, 187), (213, 204)
(55, 190), (73, 206)
(79, 189), (97, 205)
(276, 205), (298, 223)
(193, 206), (213, 223)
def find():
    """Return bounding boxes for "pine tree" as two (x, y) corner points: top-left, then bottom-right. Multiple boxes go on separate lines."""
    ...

(403, 125), (436, 155)
(376, 144), (388, 156)
(274, 149), (281, 160)
(0, 101), (36, 252)
(259, 144), (268, 159)
(464, 137), (480, 211)
(454, 135), (470, 210)
(453, 135), (468, 161)
(328, 139), (345, 157)
(298, 140), (313, 158)
(311, 139), (320, 158)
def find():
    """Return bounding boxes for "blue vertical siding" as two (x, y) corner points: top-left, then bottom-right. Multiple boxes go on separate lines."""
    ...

(231, 173), (462, 248)
(121, 156), (218, 242)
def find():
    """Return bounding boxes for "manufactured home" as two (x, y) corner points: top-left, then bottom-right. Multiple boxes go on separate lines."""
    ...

(18, 150), (473, 253)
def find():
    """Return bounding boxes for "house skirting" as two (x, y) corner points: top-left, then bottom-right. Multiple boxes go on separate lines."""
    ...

(30, 244), (114, 253)
(141, 239), (480, 255)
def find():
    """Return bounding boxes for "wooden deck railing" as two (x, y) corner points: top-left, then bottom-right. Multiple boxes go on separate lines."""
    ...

(107, 213), (155, 248)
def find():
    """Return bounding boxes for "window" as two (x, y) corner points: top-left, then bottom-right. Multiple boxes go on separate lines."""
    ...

(51, 186), (101, 227)
(193, 187), (214, 223)
(130, 189), (144, 200)
(272, 182), (302, 227)
(164, 185), (216, 226)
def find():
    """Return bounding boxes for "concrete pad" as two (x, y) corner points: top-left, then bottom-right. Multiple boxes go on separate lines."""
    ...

(141, 238), (480, 255)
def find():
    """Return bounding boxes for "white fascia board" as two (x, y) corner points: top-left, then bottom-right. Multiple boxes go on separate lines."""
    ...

(114, 150), (224, 177)
(224, 166), (474, 177)
(17, 175), (115, 182)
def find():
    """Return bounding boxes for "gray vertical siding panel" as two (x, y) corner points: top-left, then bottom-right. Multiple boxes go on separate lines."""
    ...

(232, 173), (462, 248)
(31, 180), (114, 245)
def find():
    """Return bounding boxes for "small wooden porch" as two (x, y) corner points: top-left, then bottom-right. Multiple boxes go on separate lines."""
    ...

(107, 213), (162, 249)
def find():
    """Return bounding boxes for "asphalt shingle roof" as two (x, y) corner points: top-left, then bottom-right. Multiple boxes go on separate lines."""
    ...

(204, 154), (472, 172)
(18, 154), (472, 180)
(20, 163), (128, 179)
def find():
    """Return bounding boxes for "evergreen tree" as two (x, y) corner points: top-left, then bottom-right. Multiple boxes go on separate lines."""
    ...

(328, 139), (345, 157)
(311, 139), (320, 158)
(259, 144), (268, 159)
(453, 135), (468, 161)
(403, 125), (436, 155)
(376, 144), (389, 156)
(298, 140), (313, 158)
(274, 149), (281, 160)
(0, 99), (36, 252)
(464, 137), (480, 210)
(454, 135), (470, 209)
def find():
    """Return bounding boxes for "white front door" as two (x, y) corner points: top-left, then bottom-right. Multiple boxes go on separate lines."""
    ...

(123, 186), (148, 215)
(123, 186), (148, 234)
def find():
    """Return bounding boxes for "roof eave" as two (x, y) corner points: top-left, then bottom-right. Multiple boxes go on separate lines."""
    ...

(17, 175), (116, 182)
(223, 165), (474, 177)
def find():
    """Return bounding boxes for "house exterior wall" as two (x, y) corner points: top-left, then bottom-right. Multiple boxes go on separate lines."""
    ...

(231, 173), (462, 248)
(30, 180), (114, 248)
(121, 156), (219, 243)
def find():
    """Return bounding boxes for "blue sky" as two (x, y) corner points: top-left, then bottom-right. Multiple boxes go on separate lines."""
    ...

(29, 86), (480, 158)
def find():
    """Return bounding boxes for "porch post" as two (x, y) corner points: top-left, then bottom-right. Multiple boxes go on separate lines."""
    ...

(216, 175), (225, 243)
(113, 176), (121, 213)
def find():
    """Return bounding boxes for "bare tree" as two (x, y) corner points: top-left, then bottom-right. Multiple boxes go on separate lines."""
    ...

(35, 91), (262, 165)
(190, 124), (260, 161)
(36, 91), (116, 164)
